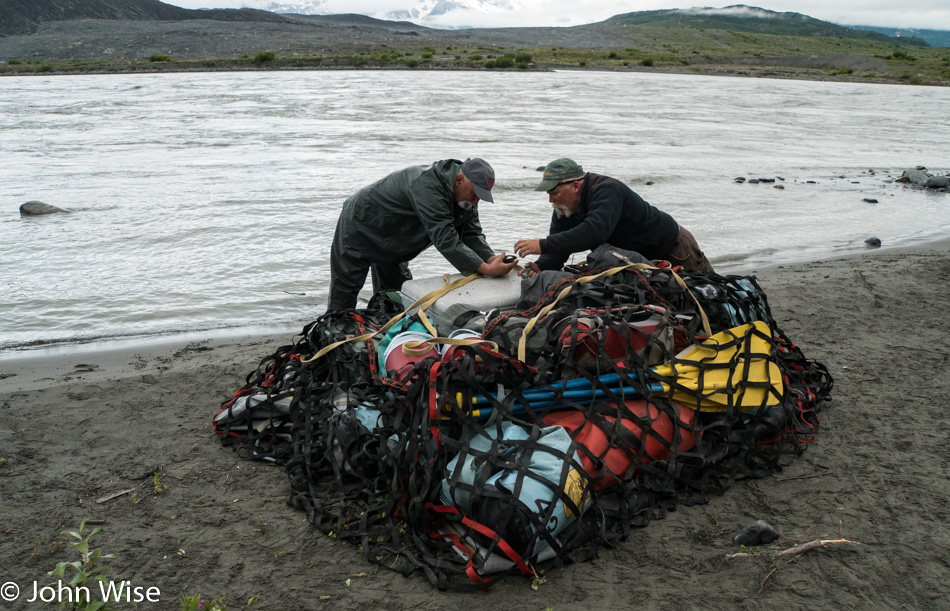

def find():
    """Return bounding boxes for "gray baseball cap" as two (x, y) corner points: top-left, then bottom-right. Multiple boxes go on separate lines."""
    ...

(460, 157), (495, 203)
(535, 158), (585, 191)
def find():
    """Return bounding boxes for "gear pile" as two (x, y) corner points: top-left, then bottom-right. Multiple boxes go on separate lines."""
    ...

(213, 264), (832, 589)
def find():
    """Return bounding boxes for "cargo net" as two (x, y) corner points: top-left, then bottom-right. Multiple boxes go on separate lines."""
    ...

(213, 265), (833, 589)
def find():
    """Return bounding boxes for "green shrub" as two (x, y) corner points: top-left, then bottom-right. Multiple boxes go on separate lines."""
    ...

(514, 52), (532, 63)
(48, 520), (120, 611)
(468, 54), (483, 61)
(9, 59), (22, 65)
(641, 58), (654, 66)
(253, 50), (276, 64)
(421, 46), (435, 54)
(404, 59), (418, 68)
(607, 52), (619, 59)
(420, 52), (433, 60)
(493, 55), (515, 69)
(149, 54), (171, 62)
(484, 60), (496, 69)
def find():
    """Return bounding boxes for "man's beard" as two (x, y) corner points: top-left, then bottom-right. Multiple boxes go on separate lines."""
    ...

(553, 206), (573, 218)
(457, 200), (475, 210)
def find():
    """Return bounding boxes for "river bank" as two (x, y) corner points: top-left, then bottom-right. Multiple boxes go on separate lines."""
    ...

(2, 59), (941, 89)
(2, 14), (948, 85)
(1, 243), (948, 608)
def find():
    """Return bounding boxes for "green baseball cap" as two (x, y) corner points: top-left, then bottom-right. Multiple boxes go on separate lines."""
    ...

(535, 158), (585, 191)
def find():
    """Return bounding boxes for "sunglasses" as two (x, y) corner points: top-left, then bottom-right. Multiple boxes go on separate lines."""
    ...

(549, 179), (578, 194)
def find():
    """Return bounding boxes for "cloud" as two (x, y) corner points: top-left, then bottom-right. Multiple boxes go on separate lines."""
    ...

(679, 6), (777, 19)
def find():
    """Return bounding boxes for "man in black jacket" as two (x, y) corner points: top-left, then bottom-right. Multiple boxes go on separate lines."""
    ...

(513, 158), (713, 277)
(328, 158), (517, 310)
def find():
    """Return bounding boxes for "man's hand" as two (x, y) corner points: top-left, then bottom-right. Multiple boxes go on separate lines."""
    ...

(513, 239), (541, 258)
(518, 261), (541, 278)
(477, 253), (518, 277)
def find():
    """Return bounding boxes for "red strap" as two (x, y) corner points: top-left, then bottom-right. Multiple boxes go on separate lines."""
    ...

(426, 504), (532, 575)
(427, 361), (443, 451)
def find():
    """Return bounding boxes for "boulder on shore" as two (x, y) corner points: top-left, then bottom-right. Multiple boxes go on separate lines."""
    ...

(896, 169), (949, 190)
(19, 201), (71, 216)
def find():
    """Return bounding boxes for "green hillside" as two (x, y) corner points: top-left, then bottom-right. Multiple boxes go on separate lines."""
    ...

(605, 6), (927, 46)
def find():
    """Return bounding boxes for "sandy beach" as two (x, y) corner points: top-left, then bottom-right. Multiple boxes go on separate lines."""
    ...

(2, 242), (949, 610)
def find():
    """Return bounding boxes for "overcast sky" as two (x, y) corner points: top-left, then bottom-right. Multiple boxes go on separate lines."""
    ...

(164, 1), (950, 31)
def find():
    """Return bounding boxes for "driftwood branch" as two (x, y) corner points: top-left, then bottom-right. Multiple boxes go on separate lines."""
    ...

(775, 538), (859, 559)
(776, 470), (833, 482)
(728, 536), (861, 592)
(727, 537), (859, 561)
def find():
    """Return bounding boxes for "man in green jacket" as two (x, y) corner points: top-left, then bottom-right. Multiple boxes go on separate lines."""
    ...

(514, 158), (713, 277)
(328, 158), (517, 310)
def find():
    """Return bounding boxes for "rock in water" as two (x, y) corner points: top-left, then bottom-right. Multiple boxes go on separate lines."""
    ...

(901, 170), (929, 185)
(20, 201), (71, 216)
(865, 237), (882, 248)
(734, 520), (779, 546)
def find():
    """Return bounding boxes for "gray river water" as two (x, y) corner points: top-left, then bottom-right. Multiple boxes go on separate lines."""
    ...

(2, 69), (949, 352)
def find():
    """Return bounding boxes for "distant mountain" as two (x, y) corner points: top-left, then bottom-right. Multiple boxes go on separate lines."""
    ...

(251, 0), (516, 26)
(1, 0), (925, 54)
(605, 5), (927, 46)
(850, 25), (949, 48)
(384, 0), (516, 26)
(0, 0), (290, 36)
(259, 1), (330, 16)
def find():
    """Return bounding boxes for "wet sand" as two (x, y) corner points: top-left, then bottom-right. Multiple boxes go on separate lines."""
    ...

(1, 242), (949, 609)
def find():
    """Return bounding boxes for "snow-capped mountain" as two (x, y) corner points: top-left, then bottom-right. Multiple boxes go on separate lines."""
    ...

(258, 0), (330, 15)
(386, 0), (516, 22)
(248, 0), (519, 27)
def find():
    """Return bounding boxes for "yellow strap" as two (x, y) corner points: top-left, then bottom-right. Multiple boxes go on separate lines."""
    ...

(417, 308), (439, 337)
(516, 261), (712, 361)
(667, 266), (712, 338)
(517, 263), (652, 362)
(301, 272), (482, 363)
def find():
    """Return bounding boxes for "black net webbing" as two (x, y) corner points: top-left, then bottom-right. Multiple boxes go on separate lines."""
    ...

(213, 266), (833, 589)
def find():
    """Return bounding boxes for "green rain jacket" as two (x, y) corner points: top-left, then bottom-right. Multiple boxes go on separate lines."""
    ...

(337, 159), (495, 273)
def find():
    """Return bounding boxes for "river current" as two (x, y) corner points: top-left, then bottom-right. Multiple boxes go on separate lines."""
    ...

(2, 70), (949, 353)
